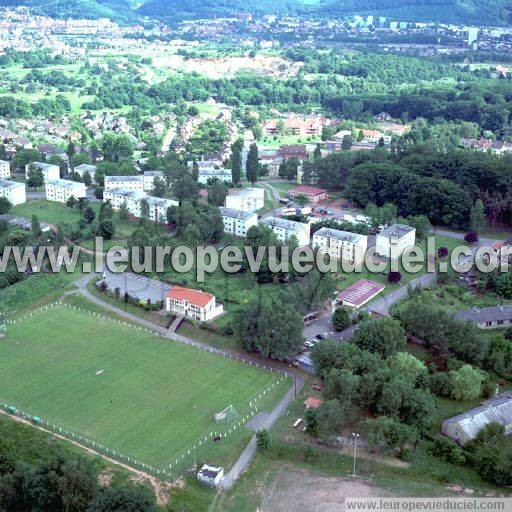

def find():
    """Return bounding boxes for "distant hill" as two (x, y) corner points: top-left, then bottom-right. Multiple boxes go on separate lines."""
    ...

(0, 0), (138, 23)
(314, 0), (512, 26)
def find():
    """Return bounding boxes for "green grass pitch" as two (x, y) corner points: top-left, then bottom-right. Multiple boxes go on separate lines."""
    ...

(0, 305), (285, 469)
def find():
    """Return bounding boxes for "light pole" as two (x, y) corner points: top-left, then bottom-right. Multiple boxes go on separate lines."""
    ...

(351, 432), (360, 477)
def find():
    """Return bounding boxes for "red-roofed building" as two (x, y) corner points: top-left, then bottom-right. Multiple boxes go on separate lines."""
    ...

(166, 286), (224, 322)
(336, 279), (385, 309)
(303, 397), (324, 409)
(289, 185), (328, 204)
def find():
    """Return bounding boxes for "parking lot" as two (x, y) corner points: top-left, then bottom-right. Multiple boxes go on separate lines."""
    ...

(100, 270), (171, 304)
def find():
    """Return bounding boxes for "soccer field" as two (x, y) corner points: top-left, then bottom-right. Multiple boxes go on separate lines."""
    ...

(0, 305), (287, 472)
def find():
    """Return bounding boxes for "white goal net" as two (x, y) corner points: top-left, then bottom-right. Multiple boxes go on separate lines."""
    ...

(214, 404), (238, 422)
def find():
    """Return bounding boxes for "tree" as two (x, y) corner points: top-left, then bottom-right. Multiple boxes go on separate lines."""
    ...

(256, 429), (271, 449)
(313, 143), (321, 161)
(31, 214), (41, 238)
(388, 271), (402, 284)
(98, 219), (115, 240)
(387, 352), (427, 384)
(85, 485), (156, 512)
(82, 170), (93, 187)
(341, 135), (352, 150)
(152, 176), (167, 198)
(332, 308), (350, 332)
(359, 416), (418, 454)
(207, 179), (228, 206)
(438, 246), (449, 258)
(464, 231), (479, 244)
(99, 133), (134, 162)
(294, 194), (309, 208)
(470, 199), (486, 232)
(140, 199), (150, 219)
(352, 318), (407, 358)
(119, 201), (130, 221)
(449, 364), (486, 400)
(304, 407), (318, 436)
(83, 207), (96, 225)
(26, 166), (44, 190)
(66, 196), (77, 208)
(0, 196), (11, 215)
(231, 140), (242, 185)
(316, 399), (345, 439)
(246, 143), (259, 186)
(174, 174), (199, 203)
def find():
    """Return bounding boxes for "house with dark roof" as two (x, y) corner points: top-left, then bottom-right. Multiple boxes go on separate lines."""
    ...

(454, 305), (512, 329)
(442, 395), (512, 445)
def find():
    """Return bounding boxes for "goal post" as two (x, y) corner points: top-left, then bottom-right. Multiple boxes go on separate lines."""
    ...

(214, 404), (238, 422)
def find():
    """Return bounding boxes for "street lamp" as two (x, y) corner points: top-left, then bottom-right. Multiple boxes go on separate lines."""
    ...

(351, 432), (360, 477)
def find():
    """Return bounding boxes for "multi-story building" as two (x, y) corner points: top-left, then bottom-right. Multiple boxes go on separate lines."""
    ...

(376, 223), (416, 258)
(143, 170), (164, 191)
(0, 160), (11, 179)
(218, 207), (258, 237)
(198, 168), (232, 184)
(225, 188), (264, 213)
(45, 179), (87, 204)
(0, 179), (26, 205)
(312, 227), (368, 263)
(103, 189), (177, 222)
(166, 286), (224, 322)
(26, 162), (60, 183)
(259, 216), (311, 246)
(104, 175), (144, 191)
(73, 164), (97, 181)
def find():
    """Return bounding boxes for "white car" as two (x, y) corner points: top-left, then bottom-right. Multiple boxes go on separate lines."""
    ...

(304, 341), (314, 348)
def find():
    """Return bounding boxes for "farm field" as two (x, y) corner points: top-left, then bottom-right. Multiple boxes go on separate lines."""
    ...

(0, 305), (288, 473)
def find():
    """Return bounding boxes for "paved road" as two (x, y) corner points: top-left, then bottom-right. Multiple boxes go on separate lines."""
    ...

(70, 272), (304, 489)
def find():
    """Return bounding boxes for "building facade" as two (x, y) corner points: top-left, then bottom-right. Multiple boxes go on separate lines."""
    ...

(73, 164), (97, 181)
(198, 169), (232, 184)
(0, 160), (11, 179)
(165, 286), (224, 322)
(46, 179), (87, 203)
(312, 227), (368, 263)
(219, 207), (258, 237)
(104, 175), (144, 191)
(0, 179), (26, 205)
(375, 223), (416, 258)
(143, 170), (164, 191)
(259, 216), (311, 246)
(26, 162), (60, 183)
(225, 188), (264, 212)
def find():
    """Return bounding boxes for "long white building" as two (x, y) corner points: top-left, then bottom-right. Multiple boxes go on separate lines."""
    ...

(26, 162), (60, 183)
(376, 223), (416, 258)
(46, 179), (87, 204)
(259, 216), (311, 246)
(103, 188), (177, 222)
(198, 168), (232, 184)
(219, 207), (258, 238)
(312, 227), (368, 263)
(0, 160), (10, 179)
(73, 164), (97, 181)
(104, 175), (144, 191)
(0, 179), (26, 205)
(143, 170), (164, 191)
(225, 188), (264, 213)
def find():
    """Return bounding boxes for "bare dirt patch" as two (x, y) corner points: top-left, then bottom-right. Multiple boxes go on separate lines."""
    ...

(259, 465), (388, 512)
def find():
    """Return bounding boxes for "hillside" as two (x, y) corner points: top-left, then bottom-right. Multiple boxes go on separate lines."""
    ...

(0, 0), (138, 23)
(315, 0), (512, 26)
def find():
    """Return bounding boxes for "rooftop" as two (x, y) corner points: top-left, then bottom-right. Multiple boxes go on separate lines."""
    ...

(198, 168), (232, 176)
(198, 464), (223, 479)
(31, 161), (60, 170)
(219, 207), (256, 220)
(143, 170), (164, 177)
(314, 227), (366, 244)
(105, 175), (143, 183)
(303, 397), (324, 409)
(454, 305), (512, 324)
(260, 216), (309, 232)
(74, 164), (97, 172)
(0, 179), (24, 189)
(228, 187), (264, 198)
(47, 179), (85, 190)
(378, 223), (415, 239)
(167, 286), (214, 308)
(337, 279), (385, 308)
(105, 188), (147, 200)
(289, 185), (327, 196)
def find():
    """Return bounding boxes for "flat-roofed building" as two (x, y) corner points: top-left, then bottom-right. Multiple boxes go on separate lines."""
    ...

(104, 175), (144, 191)
(0, 160), (10, 179)
(259, 216), (311, 246)
(376, 223), (416, 258)
(225, 188), (264, 212)
(198, 168), (232, 184)
(46, 179), (86, 203)
(143, 170), (164, 191)
(0, 179), (26, 205)
(336, 278), (385, 309)
(26, 162), (60, 183)
(312, 227), (368, 263)
(219, 207), (258, 237)
(73, 164), (97, 181)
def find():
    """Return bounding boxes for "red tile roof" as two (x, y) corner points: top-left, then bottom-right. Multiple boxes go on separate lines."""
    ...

(337, 279), (385, 308)
(290, 185), (327, 197)
(166, 286), (213, 308)
(304, 397), (324, 409)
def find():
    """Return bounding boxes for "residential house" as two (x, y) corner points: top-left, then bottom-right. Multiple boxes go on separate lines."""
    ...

(165, 286), (224, 322)
(375, 223), (416, 258)
(218, 207), (258, 237)
(454, 305), (512, 329)
(46, 179), (86, 203)
(259, 216), (311, 246)
(0, 179), (26, 205)
(312, 227), (368, 263)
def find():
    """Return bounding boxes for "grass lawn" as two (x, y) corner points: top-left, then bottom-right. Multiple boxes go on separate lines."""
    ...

(258, 135), (321, 149)
(11, 200), (83, 226)
(0, 305), (288, 474)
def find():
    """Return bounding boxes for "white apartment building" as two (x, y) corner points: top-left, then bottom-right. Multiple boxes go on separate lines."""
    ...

(198, 168), (232, 184)
(0, 160), (11, 179)
(259, 216), (311, 247)
(26, 162), (60, 183)
(104, 175), (144, 191)
(46, 179), (87, 204)
(312, 227), (368, 264)
(103, 188), (177, 222)
(218, 207), (258, 238)
(225, 188), (264, 213)
(0, 179), (26, 205)
(376, 223), (416, 258)
(73, 164), (97, 181)
(143, 170), (164, 191)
